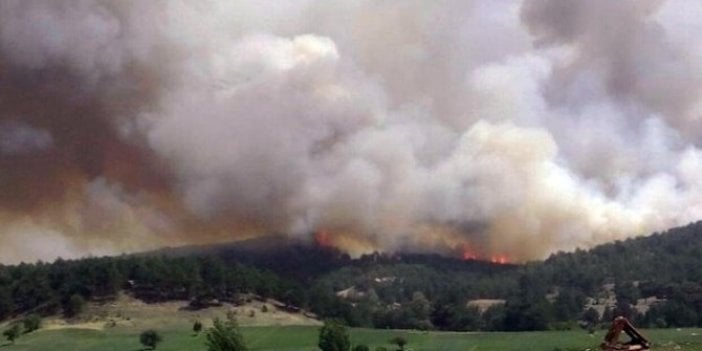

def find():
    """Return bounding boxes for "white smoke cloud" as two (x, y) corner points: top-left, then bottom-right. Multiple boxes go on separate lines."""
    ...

(0, 224), (85, 264)
(2, 0), (702, 262)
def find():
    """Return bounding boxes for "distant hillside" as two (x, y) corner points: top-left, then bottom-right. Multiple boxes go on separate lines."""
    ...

(3, 221), (702, 331)
(149, 235), (354, 282)
(539, 221), (702, 292)
(529, 221), (702, 329)
(149, 235), (519, 283)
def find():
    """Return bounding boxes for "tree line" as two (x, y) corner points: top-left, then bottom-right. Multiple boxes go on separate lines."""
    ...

(3, 221), (702, 332)
(0, 255), (300, 321)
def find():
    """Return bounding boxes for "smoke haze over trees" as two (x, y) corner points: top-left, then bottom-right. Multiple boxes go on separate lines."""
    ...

(2, 1), (702, 263)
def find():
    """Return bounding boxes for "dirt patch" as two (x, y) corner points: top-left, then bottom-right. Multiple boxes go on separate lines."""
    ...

(43, 320), (106, 331)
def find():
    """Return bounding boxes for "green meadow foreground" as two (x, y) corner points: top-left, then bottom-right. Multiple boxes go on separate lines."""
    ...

(2, 326), (702, 351)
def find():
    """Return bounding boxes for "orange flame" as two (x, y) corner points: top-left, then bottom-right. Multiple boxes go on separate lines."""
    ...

(459, 243), (478, 261)
(456, 242), (511, 264)
(490, 255), (509, 265)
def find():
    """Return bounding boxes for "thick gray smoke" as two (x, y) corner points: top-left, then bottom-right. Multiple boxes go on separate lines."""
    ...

(1, 0), (702, 263)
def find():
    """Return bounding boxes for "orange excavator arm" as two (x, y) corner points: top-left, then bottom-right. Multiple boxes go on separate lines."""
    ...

(601, 316), (651, 351)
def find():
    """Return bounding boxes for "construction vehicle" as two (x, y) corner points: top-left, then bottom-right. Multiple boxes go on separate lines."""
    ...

(601, 316), (651, 351)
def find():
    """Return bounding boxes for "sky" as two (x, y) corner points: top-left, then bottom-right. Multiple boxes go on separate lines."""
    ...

(1, 0), (702, 263)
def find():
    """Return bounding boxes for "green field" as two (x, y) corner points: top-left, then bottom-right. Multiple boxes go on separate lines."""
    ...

(2, 326), (702, 351)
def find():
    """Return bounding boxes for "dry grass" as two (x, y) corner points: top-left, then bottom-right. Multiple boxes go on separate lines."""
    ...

(39, 292), (321, 332)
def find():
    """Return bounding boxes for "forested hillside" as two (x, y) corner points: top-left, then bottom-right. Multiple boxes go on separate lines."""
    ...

(2, 222), (702, 331)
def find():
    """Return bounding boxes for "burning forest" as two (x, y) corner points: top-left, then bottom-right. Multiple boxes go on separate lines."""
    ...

(2, 0), (702, 264)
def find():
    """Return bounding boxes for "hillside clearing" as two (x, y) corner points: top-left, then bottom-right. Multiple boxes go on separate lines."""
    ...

(6, 292), (320, 334)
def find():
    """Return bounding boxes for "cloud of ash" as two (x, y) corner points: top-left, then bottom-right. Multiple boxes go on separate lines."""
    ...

(2, 0), (702, 263)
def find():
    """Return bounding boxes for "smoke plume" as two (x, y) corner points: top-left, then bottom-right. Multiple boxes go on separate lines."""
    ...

(2, 0), (702, 263)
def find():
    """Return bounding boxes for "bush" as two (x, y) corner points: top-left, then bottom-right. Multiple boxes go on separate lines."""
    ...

(390, 336), (407, 351)
(23, 314), (41, 333)
(193, 320), (203, 335)
(318, 321), (350, 351)
(205, 318), (247, 351)
(375, 348), (388, 351)
(353, 345), (370, 351)
(3, 324), (21, 344)
(140, 330), (163, 350)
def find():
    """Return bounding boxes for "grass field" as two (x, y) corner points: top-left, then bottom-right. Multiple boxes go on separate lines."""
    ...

(2, 325), (702, 351)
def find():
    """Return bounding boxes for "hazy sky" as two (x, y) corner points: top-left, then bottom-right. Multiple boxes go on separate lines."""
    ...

(1, 0), (702, 263)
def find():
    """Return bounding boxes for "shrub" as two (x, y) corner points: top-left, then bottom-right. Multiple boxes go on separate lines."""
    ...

(23, 314), (41, 333)
(193, 320), (203, 335)
(205, 318), (247, 351)
(140, 329), (163, 350)
(318, 321), (350, 351)
(3, 324), (21, 344)
(390, 336), (407, 351)
(353, 344), (370, 351)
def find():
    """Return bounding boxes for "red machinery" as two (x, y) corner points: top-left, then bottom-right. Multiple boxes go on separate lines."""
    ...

(601, 316), (651, 351)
